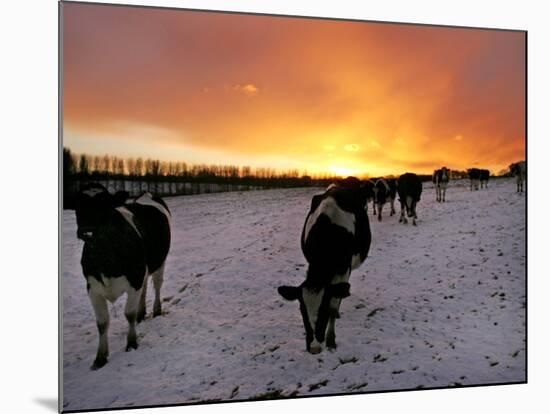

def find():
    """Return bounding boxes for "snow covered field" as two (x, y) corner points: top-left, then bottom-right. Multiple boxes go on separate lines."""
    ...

(61, 178), (526, 412)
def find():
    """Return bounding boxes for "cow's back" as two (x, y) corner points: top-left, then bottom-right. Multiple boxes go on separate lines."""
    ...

(81, 209), (147, 290)
(125, 198), (171, 275)
(301, 191), (371, 285)
(398, 173), (422, 200)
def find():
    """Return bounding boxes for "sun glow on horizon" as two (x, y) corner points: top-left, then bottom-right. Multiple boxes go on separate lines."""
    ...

(328, 165), (355, 178)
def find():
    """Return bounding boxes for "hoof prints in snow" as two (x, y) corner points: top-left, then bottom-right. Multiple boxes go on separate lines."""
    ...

(62, 181), (525, 410)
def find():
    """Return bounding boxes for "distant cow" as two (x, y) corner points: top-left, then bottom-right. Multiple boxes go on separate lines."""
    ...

(510, 161), (526, 192)
(373, 178), (396, 221)
(432, 167), (450, 202)
(480, 169), (490, 189)
(362, 179), (377, 215)
(278, 177), (371, 354)
(468, 168), (481, 191)
(397, 173), (422, 225)
(71, 184), (171, 369)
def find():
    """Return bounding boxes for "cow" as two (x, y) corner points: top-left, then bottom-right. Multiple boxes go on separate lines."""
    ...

(362, 179), (376, 215)
(468, 168), (481, 191)
(373, 178), (396, 221)
(71, 183), (171, 369)
(397, 173), (422, 226)
(432, 167), (449, 202)
(510, 161), (526, 192)
(480, 169), (490, 189)
(277, 177), (371, 354)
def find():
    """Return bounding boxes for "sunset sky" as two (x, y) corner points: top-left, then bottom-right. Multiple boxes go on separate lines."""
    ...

(62, 2), (525, 177)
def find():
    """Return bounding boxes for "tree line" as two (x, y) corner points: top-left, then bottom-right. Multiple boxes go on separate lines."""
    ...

(63, 148), (512, 208)
(63, 148), (339, 207)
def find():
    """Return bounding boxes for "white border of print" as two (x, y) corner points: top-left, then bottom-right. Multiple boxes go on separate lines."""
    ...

(2, 0), (547, 413)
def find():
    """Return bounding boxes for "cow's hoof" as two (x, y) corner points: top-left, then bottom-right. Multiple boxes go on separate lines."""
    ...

(126, 341), (138, 352)
(153, 307), (162, 318)
(326, 339), (337, 350)
(377, 217), (381, 222)
(91, 356), (108, 370)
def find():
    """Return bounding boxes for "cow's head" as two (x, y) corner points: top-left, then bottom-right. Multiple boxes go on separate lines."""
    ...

(277, 282), (350, 354)
(72, 184), (129, 241)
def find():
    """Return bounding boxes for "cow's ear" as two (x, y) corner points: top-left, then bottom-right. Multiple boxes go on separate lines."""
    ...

(278, 286), (301, 301)
(113, 191), (130, 206)
(327, 283), (350, 299)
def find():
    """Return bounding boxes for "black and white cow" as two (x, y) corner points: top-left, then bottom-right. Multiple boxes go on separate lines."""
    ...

(510, 161), (526, 192)
(362, 179), (376, 215)
(480, 169), (490, 189)
(278, 177), (371, 354)
(71, 184), (171, 369)
(373, 178), (396, 221)
(397, 173), (422, 226)
(468, 168), (481, 191)
(432, 167), (449, 202)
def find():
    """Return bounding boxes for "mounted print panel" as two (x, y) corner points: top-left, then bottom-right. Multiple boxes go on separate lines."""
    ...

(60, 1), (526, 412)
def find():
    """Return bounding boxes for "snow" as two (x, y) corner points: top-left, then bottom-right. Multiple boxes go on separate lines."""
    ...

(62, 178), (526, 411)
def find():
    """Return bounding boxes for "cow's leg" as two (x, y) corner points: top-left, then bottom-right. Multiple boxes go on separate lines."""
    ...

(372, 201), (377, 216)
(152, 262), (165, 317)
(326, 307), (339, 349)
(399, 202), (407, 224)
(89, 289), (110, 370)
(125, 287), (141, 351)
(326, 270), (350, 350)
(377, 203), (383, 221)
(390, 197), (395, 216)
(137, 274), (149, 323)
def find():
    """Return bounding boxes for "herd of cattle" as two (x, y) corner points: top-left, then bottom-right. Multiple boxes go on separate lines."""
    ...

(67, 161), (526, 368)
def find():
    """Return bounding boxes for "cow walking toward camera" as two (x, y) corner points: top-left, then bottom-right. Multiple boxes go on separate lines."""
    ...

(362, 179), (377, 215)
(432, 167), (449, 202)
(510, 161), (526, 192)
(278, 177), (371, 354)
(397, 173), (422, 225)
(480, 169), (490, 189)
(373, 178), (396, 221)
(71, 184), (171, 369)
(468, 168), (481, 191)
